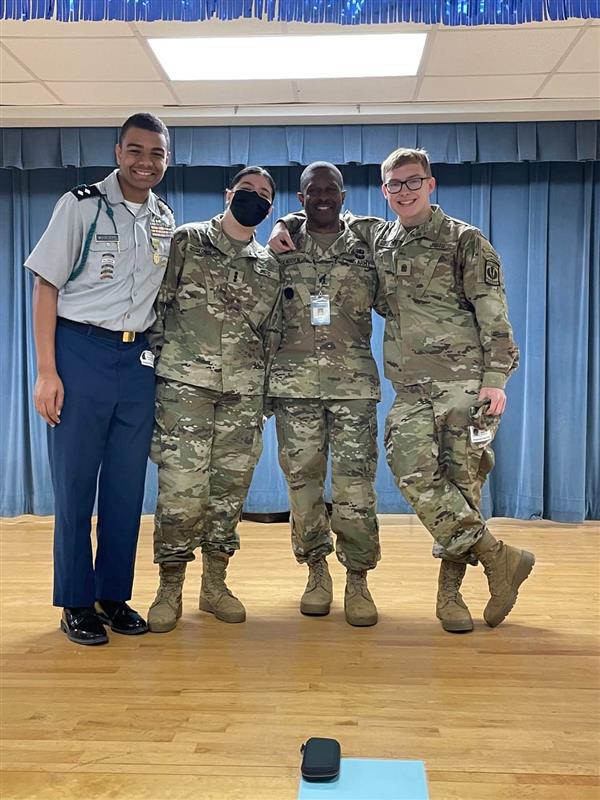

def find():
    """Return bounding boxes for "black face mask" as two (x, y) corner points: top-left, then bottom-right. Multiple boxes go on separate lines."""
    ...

(229, 189), (271, 228)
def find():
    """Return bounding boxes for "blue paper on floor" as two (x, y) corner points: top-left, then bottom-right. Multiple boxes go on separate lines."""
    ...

(298, 758), (429, 800)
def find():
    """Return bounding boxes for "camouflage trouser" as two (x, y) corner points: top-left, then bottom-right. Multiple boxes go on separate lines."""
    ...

(386, 379), (500, 563)
(152, 379), (263, 563)
(273, 398), (380, 572)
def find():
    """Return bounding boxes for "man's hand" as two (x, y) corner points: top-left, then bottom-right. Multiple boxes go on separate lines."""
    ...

(268, 222), (296, 254)
(34, 371), (64, 427)
(478, 387), (506, 416)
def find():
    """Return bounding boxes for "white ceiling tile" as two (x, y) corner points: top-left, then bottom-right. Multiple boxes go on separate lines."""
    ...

(539, 73), (600, 98)
(134, 19), (429, 37)
(134, 19), (287, 37)
(558, 28), (600, 72)
(480, 19), (586, 29)
(297, 77), (417, 103)
(426, 28), (580, 75)
(418, 75), (544, 101)
(282, 21), (431, 34)
(0, 46), (33, 80)
(173, 80), (296, 104)
(47, 82), (176, 105)
(3, 38), (160, 81)
(0, 82), (60, 104)
(0, 19), (134, 37)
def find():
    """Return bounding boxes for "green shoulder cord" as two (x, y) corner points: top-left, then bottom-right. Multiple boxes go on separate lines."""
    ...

(68, 197), (118, 282)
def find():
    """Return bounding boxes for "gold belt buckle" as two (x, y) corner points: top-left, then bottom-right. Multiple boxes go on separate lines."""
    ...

(122, 331), (135, 343)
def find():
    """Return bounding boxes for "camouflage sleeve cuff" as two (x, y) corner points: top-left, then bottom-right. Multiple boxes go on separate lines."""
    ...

(276, 211), (306, 232)
(481, 371), (508, 390)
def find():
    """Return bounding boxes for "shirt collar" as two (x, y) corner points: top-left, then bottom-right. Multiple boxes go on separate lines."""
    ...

(206, 215), (261, 259)
(100, 169), (159, 216)
(388, 204), (444, 244)
(297, 218), (359, 257)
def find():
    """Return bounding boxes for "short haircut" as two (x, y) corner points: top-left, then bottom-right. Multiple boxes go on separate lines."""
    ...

(119, 113), (170, 151)
(230, 166), (276, 200)
(299, 162), (344, 194)
(380, 148), (432, 182)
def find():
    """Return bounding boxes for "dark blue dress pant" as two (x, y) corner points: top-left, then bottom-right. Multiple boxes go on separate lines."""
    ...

(48, 323), (155, 607)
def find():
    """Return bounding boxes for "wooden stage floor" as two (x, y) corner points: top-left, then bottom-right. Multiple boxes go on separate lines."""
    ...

(1, 515), (599, 800)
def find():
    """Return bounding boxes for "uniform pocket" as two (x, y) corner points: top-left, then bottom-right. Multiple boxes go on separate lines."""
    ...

(465, 403), (500, 482)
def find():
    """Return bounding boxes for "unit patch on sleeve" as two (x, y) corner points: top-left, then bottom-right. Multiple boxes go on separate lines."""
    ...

(484, 260), (500, 286)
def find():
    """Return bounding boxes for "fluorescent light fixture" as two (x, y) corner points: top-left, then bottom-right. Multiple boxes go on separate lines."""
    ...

(149, 33), (427, 81)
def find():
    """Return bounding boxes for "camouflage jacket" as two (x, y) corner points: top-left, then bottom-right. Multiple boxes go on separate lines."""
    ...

(268, 218), (384, 400)
(347, 206), (519, 389)
(149, 215), (281, 395)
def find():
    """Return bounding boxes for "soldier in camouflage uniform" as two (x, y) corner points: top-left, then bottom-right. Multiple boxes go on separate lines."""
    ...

(352, 148), (534, 632)
(269, 162), (384, 627)
(271, 149), (535, 632)
(147, 167), (281, 633)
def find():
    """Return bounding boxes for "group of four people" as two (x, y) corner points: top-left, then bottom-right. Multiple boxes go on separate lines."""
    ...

(27, 112), (535, 646)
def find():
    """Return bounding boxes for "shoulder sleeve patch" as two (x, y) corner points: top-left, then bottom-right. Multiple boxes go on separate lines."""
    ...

(484, 260), (501, 286)
(70, 184), (102, 201)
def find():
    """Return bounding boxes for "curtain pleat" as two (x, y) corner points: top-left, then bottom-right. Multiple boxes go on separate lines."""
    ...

(3, 123), (599, 170)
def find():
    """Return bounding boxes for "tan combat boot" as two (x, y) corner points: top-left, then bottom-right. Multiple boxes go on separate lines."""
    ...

(344, 570), (378, 627)
(436, 560), (473, 633)
(147, 563), (186, 633)
(471, 531), (535, 627)
(300, 557), (333, 616)
(199, 552), (246, 623)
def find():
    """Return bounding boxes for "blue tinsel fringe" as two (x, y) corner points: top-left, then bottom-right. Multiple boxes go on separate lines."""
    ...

(2, 0), (599, 25)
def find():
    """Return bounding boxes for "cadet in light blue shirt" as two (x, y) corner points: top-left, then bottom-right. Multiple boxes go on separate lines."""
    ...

(25, 113), (174, 646)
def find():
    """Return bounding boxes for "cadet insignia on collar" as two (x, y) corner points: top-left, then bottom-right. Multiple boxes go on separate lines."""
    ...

(70, 184), (102, 200)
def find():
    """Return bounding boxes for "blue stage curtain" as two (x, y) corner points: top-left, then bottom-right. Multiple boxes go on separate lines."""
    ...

(1, 157), (599, 521)
(3, 0), (599, 24)
(2, 123), (599, 170)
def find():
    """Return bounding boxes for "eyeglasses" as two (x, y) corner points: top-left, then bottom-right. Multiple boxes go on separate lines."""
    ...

(384, 177), (429, 194)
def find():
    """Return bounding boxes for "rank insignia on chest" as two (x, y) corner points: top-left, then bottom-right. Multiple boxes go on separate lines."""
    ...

(485, 261), (500, 285)
(228, 267), (245, 285)
(397, 260), (412, 276)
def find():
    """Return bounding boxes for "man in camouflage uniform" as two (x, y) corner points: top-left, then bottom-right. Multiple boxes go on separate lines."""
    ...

(269, 162), (384, 627)
(352, 148), (534, 632)
(147, 167), (281, 633)
(271, 149), (535, 632)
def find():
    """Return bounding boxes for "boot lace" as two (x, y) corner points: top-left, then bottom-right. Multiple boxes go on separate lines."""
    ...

(347, 570), (367, 595)
(439, 562), (466, 600)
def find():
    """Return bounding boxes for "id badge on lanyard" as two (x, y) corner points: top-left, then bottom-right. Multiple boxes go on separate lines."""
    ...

(310, 294), (331, 326)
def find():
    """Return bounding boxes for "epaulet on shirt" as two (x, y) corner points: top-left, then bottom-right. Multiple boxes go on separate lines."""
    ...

(70, 184), (102, 201)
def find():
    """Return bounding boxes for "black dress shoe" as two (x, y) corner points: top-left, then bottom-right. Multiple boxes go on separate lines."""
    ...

(95, 600), (149, 635)
(60, 607), (109, 646)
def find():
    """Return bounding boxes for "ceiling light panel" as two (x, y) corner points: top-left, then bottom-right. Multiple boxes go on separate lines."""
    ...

(149, 33), (427, 81)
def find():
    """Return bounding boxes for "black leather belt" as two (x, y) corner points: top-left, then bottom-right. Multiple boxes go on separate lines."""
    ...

(57, 317), (142, 343)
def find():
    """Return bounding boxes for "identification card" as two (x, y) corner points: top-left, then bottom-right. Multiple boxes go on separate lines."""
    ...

(310, 295), (331, 326)
(469, 426), (493, 446)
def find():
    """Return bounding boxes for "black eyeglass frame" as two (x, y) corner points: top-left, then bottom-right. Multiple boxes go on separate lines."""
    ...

(384, 176), (430, 194)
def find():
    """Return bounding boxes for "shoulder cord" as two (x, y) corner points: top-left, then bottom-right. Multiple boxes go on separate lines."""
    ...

(68, 197), (118, 282)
